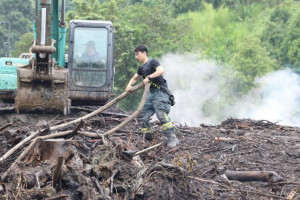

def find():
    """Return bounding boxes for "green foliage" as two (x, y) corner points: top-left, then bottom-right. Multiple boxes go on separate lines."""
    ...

(11, 32), (33, 57)
(65, 0), (75, 12)
(184, 3), (248, 62)
(0, 0), (33, 19)
(281, 10), (300, 69)
(221, 0), (286, 21)
(229, 35), (277, 94)
(261, 6), (291, 66)
(66, 0), (104, 20)
(260, 2), (300, 70)
(205, 0), (223, 8)
(0, 0), (33, 57)
(171, 0), (203, 17)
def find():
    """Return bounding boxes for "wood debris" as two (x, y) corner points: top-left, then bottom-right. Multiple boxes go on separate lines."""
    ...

(1, 83), (300, 200)
(1, 114), (300, 199)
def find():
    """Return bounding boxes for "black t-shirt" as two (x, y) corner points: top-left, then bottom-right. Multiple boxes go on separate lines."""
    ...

(137, 59), (165, 88)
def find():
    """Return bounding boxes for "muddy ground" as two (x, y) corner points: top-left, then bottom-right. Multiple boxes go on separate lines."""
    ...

(0, 106), (300, 200)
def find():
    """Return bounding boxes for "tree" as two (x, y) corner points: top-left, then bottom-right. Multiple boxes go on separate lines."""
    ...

(171, 0), (203, 17)
(229, 35), (277, 95)
(261, 6), (290, 67)
(11, 32), (33, 57)
(0, 0), (33, 20)
(0, 0), (33, 57)
(280, 11), (300, 69)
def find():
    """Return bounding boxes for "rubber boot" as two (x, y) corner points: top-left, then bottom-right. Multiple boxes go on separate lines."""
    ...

(145, 132), (153, 141)
(141, 128), (153, 141)
(165, 133), (179, 148)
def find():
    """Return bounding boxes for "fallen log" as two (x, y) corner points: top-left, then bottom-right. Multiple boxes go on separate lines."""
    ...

(225, 170), (284, 183)
(0, 83), (145, 165)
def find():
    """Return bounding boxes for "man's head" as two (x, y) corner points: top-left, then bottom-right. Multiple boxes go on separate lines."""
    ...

(85, 40), (96, 55)
(134, 44), (148, 63)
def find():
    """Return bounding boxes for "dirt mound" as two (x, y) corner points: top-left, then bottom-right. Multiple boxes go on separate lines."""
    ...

(0, 113), (300, 199)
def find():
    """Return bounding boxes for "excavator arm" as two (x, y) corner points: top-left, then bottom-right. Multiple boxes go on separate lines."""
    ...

(15, 0), (70, 115)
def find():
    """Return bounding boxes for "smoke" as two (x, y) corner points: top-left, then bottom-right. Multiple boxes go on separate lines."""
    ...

(161, 53), (300, 127)
(230, 70), (300, 126)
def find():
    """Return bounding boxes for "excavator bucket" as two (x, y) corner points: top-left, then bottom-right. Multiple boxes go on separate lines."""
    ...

(14, 0), (70, 115)
(15, 59), (70, 115)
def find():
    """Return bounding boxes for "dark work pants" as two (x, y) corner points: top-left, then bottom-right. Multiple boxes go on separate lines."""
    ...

(137, 88), (174, 136)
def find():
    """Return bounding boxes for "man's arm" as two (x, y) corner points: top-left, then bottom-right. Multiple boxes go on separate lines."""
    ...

(126, 73), (141, 93)
(143, 66), (164, 84)
(148, 66), (164, 79)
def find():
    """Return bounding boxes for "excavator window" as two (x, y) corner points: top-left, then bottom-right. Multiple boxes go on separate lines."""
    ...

(72, 27), (108, 88)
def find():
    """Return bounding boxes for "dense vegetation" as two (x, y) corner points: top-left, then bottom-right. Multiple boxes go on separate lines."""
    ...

(0, 0), (299, 112)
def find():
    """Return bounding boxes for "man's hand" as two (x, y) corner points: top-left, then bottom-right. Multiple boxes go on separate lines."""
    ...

(126, 85), (133, 93)
(143, 77), (150, 85)
(126, 73), (140, 93)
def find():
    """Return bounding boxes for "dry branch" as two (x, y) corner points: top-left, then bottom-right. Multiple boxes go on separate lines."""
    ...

(225, 170), (284, 183)
(0, 123), (13, 131)
(123, 143), (162, 160)
(65, 119), (84, 139)
(92, 177), (104, 194)
(215, 137), (237, 141)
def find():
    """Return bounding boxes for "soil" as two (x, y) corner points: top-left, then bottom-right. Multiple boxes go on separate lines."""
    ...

(0, 107), (300, 200)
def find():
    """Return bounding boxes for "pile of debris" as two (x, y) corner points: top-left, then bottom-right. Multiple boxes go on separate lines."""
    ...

(0, 85), (300, 199)
(1, 111), (300, 199)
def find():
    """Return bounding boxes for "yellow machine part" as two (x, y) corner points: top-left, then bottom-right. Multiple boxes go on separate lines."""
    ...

(15, 65), (70, 115)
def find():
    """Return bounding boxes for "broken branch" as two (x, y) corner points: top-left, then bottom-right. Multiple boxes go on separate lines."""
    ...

(65, 120), (84, 139)
(225, 170), (284, 183)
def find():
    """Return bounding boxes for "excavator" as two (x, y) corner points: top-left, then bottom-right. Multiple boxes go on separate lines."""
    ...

(1, 0), (114, 115)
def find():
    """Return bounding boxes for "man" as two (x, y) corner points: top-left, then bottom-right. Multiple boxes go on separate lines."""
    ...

(126, 44), (179, 148)
(80, 40), (105, 68)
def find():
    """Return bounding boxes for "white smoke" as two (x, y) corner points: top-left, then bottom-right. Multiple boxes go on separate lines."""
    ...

(230, 69), (300, 126)
(161, 53), (300, 127)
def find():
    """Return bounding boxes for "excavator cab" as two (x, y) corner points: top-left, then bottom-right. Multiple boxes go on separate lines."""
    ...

(68, 20), (114, 105)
